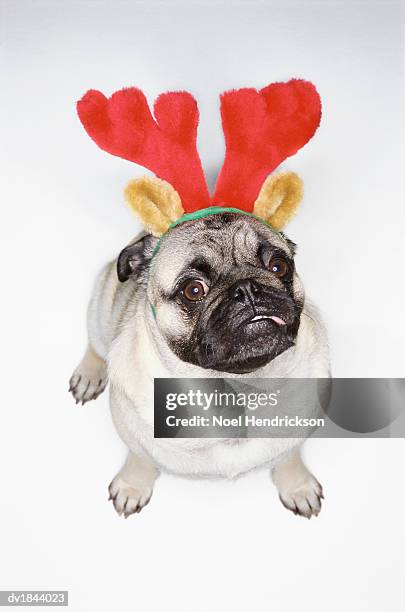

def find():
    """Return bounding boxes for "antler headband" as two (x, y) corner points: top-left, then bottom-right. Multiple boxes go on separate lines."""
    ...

(77, 78), (321, 236)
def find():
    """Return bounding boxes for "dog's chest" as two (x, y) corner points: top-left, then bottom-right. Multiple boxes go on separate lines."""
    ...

(107, 310), (328, 477)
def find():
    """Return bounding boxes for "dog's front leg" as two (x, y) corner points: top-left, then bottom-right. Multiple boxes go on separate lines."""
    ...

(69, 344), (108, 404)
(108, 449), (159, 518)
(272, 448), (324, 519)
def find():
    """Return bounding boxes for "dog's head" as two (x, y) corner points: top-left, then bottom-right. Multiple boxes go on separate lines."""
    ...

(118, 213), (304, 373)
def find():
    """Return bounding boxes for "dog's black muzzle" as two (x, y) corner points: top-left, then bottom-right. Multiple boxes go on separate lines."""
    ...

(187, 279), (302, 373)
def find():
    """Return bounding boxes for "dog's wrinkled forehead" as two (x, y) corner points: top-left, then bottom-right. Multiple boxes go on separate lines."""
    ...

(151, 213), (293, 290)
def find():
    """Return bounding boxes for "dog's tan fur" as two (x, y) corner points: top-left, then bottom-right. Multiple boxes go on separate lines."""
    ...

(70, 212), (329, 519)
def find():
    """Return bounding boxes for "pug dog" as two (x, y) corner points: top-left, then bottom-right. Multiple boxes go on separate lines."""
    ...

(69, 211), (329, 519)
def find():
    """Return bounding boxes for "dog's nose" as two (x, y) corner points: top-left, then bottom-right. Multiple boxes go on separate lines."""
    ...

(231, 279), (261, 304)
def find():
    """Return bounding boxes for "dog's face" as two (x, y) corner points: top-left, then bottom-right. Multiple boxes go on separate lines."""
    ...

(118, 213), (305, 373)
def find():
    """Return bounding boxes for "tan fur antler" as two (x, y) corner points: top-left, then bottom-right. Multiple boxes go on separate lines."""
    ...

(124, 177), (184, 236)
(253, 172), (303, 230)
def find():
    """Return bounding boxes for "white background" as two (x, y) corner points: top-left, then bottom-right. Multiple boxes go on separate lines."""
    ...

(1, 1), (404, 610)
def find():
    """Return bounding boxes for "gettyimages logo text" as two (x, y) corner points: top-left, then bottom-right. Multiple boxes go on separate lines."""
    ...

(165, 389), (280, 411)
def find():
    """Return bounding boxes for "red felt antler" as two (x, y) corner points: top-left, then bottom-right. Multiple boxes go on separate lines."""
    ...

(212, 79), (322, 211)
(77, 87), (210, 212)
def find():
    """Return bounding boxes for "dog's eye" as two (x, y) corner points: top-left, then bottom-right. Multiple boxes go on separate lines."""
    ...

(182, 280), (209, 302)
(268, 257), (289, 278)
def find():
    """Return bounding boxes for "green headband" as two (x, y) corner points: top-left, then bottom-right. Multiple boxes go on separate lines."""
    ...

(152, 206), (283, 258)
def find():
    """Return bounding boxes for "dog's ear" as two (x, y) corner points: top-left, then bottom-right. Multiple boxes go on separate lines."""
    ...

(117, 233), (158, 282)
(253, 171), (303, 230)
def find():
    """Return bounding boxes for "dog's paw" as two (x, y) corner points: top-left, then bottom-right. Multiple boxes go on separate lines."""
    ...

(108, 476), (153, 518)
(69, 348), (108, 405)
(69, 368), (107, 404)
(278, 474), (324, 519)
